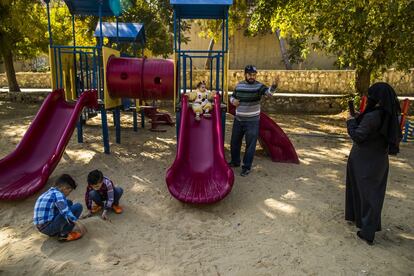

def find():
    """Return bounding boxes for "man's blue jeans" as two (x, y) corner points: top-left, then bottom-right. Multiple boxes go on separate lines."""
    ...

(230, 119), (259, 170)
(39, 200), (83, 237)
(89, 187), (123, 208)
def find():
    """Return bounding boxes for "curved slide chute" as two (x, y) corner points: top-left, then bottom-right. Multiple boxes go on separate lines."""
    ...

(166, 95), (234, 204)
(228, 104), (299, 164)
(0, 89), (98, 200)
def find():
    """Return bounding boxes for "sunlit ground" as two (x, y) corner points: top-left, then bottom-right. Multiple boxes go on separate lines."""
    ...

(0, 101), (413, 275)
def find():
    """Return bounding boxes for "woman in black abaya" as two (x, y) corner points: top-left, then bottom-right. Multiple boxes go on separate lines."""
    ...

(345, 82), (401, 245)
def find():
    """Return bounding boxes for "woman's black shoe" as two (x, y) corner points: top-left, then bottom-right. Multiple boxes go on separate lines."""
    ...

(357, 231), (374, 245)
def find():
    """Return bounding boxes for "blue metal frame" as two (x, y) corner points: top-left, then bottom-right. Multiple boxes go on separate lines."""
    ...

(172, 1), (231, 144)
(46, 0), (114, 154)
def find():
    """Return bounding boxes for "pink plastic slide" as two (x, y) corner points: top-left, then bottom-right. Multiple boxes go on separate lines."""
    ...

(166, 94), (234, 204)
(228, 104), (299, 164)
(0, 89), (98, 200)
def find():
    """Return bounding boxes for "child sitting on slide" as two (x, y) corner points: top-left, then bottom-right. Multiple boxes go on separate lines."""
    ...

(187, 81), (216, 121)
(82, 170), (123, 221)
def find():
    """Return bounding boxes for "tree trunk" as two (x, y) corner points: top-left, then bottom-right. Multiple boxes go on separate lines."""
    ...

(276, 29), (292, 70)
(204, 38), (215, 70)
(0, 35), (20, 92)
(355, 67), (371, 96)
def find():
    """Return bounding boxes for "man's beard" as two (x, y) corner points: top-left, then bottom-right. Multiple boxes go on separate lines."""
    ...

(246, 78), (255, 84)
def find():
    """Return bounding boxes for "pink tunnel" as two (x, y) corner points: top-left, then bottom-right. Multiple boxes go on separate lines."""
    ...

(106, 57), (174, 101)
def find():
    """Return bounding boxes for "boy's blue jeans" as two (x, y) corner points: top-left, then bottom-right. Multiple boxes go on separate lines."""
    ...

(89, 187), (123, 208)
(230, 119), (260, 170)
(38, 200), (83, 237)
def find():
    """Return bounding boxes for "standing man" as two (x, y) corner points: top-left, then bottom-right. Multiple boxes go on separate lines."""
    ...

(228, 65), (279, 176)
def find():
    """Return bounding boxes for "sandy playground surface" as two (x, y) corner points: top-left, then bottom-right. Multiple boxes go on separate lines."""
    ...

(0, 100), (413, 275)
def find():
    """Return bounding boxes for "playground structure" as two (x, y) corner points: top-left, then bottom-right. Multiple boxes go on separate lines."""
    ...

(166, 0), (299, 203)
(360, 96), (412, 143)
(0, 0), (299, 202)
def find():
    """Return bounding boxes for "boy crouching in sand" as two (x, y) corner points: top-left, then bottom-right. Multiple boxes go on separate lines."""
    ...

(83, 170), (123, 220)
(33, 174), (87, 242)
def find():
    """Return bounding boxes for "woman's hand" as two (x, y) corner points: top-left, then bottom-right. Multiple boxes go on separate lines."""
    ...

(347, 114), (355, 121)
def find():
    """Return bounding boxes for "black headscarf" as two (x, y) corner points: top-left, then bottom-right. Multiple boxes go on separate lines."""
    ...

(359, 82), (402, 154)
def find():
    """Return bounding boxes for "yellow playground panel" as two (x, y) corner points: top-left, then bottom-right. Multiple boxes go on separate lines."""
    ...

(102, 46), (122, 109)
(49, 47), (76, 101)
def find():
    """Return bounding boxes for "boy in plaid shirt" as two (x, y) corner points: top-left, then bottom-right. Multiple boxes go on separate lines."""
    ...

(33, 174), (87, 241)
(83, 170), (123, 220)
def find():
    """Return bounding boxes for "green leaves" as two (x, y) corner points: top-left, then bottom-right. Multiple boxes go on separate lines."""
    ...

(249, 0), (414, 73)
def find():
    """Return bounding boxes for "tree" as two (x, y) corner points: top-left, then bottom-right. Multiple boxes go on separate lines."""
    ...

(195, 0), (248, 69)
(120, 0), (190, 58)
(249, 0), (414, 95)
(0, 0), (48, 92)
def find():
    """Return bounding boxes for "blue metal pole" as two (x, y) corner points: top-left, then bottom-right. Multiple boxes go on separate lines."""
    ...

(92, 50), (97, 89)
(85, 54), (90, 90)
(221, 108), (226, 144)
(116, 17), (120, 49)
(72, 15), (79, 97)
(133, 108), (138, 132)
(98, 1), (103, 99)
(141, 108), (145, 129)
(216, 55), (220, 91)
(79, 52), (84, 93)
(403, 120), (409, 142)
(189, 57), (192, 91)
(101, 106), (110, 154)
(183, 55), (187, 94)
(53, 47), (58, 89)
(46, 1), (53, 46)
(176, 110), (181, 143)
(58, 48), (63, 88)
(77, 116), (84, 143)
(114, 108), (121, 144)
(210, 57), (213, 91)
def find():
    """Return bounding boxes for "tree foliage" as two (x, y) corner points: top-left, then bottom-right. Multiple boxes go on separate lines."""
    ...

(249, 0), (414, 94)
(195, 0), (249, 42)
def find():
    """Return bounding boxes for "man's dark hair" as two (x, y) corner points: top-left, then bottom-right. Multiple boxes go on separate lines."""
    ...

(87, 169), (104, 185)
(197, 81), (206, 88)
(55, 174), (77, 190)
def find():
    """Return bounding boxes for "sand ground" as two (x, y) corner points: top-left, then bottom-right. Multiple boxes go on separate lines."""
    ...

(0, 100), (413, 275)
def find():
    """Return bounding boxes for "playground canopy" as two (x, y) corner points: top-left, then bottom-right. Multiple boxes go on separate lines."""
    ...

(94, 23), (146, 46)
(63, 0), (120, 16)
(170, 0), (233, 19)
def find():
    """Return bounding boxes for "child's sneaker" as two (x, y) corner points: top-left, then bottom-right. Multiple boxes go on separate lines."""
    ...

(58, 231), (82, 242)
(91, 204), (102, 214)
(112, 205), (123, 214)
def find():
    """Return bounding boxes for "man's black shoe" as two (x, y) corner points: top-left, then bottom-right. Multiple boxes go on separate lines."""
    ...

(228, 162), (240, 168)
(240, 168), (251, 177)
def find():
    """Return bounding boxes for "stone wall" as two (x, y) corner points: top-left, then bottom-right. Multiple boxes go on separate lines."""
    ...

(0, 72), (51, 88)
(2, 91), (412, 115)
(0, 92), (49, 104)
(1, 69), (413, 96)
